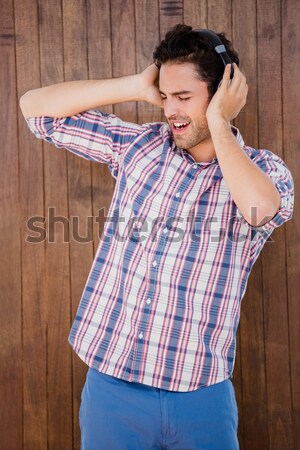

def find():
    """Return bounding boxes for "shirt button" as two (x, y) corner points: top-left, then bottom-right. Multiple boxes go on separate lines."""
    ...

(163, 227), (168, 234)
(175, 192), (180, 198)
(152, 260), (157, 267)
(193, 164), (198, 169)
(138, 332), (144, 339)
(146, 298), (151, 305)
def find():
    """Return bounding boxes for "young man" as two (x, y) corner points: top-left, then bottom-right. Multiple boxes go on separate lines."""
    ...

(20, 24), (294, 450)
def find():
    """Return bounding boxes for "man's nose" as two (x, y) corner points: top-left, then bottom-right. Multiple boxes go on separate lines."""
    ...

(163, 98), (181, 120)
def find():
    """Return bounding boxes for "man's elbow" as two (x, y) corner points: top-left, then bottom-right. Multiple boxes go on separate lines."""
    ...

(245, 196), (281, 227)
(19, 89), (43, 119)
(19, 90), (33, 119)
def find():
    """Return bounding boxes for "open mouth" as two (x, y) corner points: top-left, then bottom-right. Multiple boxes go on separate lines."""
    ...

(171, 121), (190, 134)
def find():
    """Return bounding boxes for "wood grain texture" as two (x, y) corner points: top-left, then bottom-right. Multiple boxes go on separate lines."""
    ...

(159, 0), (183, 38)
(111, 0), (137, 122)
(135, 0), (162, 124)
(184, 0), (207, 28)
(257, 1), (294, 449)
(1, 1), (299, 449)
(207, 0), (231, 34)
(38, 0), (73, 449)
(62, 1), (94, 449)
(282, 0), (300, 448)
(15, 0), (47, 449)
(0, 1), (22, 449)
(86, 0), (116, 255)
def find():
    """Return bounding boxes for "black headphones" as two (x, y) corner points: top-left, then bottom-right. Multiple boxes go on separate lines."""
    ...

(192, 29), (234, 93)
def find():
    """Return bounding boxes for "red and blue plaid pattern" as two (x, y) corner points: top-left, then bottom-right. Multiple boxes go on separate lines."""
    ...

(26, 110), (294, 391)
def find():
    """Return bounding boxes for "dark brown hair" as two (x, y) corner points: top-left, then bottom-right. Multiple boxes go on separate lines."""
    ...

(153, 24), (239, 98)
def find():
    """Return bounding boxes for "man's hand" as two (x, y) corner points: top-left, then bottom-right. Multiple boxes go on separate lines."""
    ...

(206, 63), (248, 126)
(138, 64), (163, 108)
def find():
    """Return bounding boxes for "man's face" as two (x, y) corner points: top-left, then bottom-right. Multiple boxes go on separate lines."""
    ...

(159, 62), (212, 153)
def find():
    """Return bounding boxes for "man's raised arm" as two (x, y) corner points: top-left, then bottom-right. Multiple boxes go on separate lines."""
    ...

(19, 64), (162, 119)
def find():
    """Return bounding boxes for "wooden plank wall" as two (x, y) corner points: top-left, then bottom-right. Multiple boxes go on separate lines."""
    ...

(1, 0), (298, 449)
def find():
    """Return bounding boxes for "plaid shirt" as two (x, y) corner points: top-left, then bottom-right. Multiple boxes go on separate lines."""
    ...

(26, 110), (294, 392)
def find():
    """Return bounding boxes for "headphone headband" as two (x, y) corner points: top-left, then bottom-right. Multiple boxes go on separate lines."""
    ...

(192, 28), (234, 84)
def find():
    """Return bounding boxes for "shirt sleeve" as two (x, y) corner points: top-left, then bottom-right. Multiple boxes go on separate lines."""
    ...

(25, 109), (147, 179)
(250, 149), (294, 236)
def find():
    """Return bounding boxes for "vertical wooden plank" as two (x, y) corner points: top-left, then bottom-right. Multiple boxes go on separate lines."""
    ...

(282, 0), (300, 447)
(184, 0), (207, 28)
(62, 1), (94, 449)
(135, 0), (161, 124)
(207, 0), (231, 33)
(38, 0), (73, 449)
(0, 1), (22, 449)
(159, 0), (183, 39)
(111, 0), (137, 123)
(232, 1), (268, 450)
(15, 0), (47, 449)
(86, 0), (115, 254)
(257, 1), (294, 448)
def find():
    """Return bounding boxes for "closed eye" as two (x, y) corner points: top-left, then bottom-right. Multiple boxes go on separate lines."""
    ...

(159, 94), (191, 101)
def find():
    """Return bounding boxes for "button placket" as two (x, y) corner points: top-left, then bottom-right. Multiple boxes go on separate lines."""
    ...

(131, 179), (189, 379)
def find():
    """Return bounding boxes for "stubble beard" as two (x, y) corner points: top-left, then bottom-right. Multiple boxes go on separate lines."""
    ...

(173, 122), (211, 151)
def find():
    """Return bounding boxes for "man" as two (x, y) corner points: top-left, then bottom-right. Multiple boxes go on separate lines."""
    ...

(20, 24), (294, 450)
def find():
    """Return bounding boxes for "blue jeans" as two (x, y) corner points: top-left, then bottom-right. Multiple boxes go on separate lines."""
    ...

(80, 368), (239, 450)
